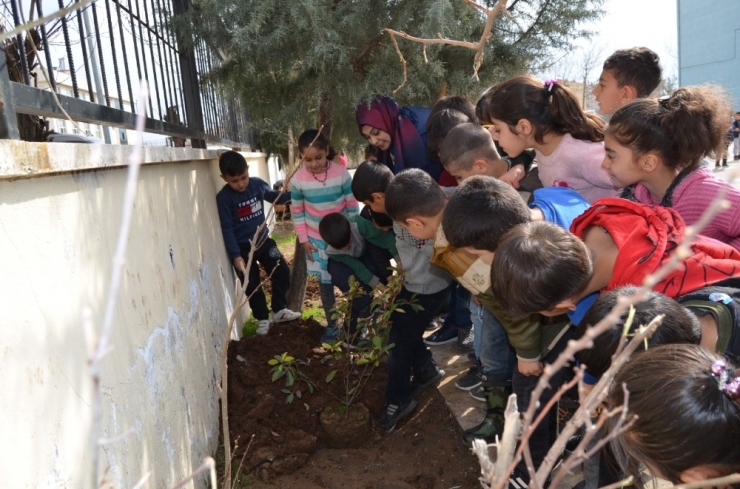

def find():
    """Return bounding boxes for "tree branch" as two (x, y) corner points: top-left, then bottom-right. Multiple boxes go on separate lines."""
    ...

(383, 0), (510, 81)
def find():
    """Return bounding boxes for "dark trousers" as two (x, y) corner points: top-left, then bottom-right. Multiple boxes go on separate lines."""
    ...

(364, 241), (394, 283)
(235, 237), (290, 321)
(386, 285), (451, 405)
(327, 257), (374, 334)
(513, 326), (575, 474)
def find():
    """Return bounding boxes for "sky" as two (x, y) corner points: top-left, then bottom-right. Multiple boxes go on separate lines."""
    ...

(545, 0), (678, 82)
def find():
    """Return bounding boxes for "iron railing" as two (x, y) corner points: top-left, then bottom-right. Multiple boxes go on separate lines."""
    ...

(0, 0), (251, 149)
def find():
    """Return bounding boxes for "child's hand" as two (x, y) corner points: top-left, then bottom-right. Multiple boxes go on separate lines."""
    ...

(499, 164), (526, 189)
(233, 257), (247, 273)
(517, 358), (543, 376)
(302, 241), (318, 261)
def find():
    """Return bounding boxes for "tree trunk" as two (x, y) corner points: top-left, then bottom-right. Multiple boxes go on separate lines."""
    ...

(285, 95), (333, 312)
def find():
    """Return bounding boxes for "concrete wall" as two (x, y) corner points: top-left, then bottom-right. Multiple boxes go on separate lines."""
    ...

(678, 0), (740, 106)
(0, 142), (268, 487)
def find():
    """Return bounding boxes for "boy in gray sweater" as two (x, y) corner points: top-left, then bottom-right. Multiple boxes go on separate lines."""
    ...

(352, 161), (453, 430)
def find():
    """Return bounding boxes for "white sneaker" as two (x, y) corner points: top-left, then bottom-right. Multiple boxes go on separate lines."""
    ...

(256, 319), (271, 335)
(271, 308), (301, 323)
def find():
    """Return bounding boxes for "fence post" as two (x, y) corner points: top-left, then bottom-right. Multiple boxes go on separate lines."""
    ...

(0, 54), (20, 139)
(172, 0), (206, 149)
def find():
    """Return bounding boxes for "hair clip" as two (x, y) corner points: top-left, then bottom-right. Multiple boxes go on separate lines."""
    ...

(658, 95), (671, 109)
(709, 360), (740, 400)
(544, 79), (558, 92)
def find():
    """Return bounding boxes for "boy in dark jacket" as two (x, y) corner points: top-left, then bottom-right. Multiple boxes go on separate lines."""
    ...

(216, 151), (301, 335)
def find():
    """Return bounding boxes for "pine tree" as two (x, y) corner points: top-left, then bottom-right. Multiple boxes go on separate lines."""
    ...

(179, 0), (604, 152)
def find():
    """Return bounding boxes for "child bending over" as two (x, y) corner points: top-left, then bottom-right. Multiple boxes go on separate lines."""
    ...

(319, 212), (398, 336)
(490, 199), (740, 322)
(352, 162), (452, 430)
(605, 86), (740, 250)
(216, 151), (301, 334)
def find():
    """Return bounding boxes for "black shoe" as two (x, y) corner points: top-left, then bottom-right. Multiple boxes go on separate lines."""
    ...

(424, 325), (458, 346)
(457, 325), (474, 350)
(426, 316), (443, 331)
(378, 398), (417, 430)
(410, 363), (445, 395)
(455, 361), (482, 391)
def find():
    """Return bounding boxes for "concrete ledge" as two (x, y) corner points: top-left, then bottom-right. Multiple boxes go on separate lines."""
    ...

(0, 140), (267, 180)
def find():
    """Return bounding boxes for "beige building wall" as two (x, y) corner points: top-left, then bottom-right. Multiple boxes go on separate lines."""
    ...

(0, 142), (266, 488)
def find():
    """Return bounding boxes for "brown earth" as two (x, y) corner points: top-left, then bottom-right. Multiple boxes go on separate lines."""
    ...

(226, 318), (481, 488)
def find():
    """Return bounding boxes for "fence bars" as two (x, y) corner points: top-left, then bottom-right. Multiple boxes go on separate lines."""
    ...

(0, 0), (249, 149)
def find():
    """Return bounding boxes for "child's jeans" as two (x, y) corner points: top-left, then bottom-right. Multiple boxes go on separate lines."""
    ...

(444, 283), (473, 329)
(470, 299), (516, 387)
(512, 325), (575, 475)
(235, 237), (291, 321)
(386, 285), (451, 405)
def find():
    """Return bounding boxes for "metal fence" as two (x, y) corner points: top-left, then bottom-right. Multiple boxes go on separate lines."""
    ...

(0, 0), (251, 149)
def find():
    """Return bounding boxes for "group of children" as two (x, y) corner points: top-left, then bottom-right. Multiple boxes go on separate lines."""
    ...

(216, 46), (740, 488)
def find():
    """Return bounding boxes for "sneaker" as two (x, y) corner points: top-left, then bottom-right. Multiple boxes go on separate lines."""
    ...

(469, 384), (486, 402)
(256, 319), (271, 335)
(320, 326), (341, 343)
(424, 325), (458, 346)
(457, 325), (474, 350)
(271, 308), (302, 323)
(378, 398), (417, 430)
(455, 362), (482, 391)
(410, 364), (445, 395)
(509, 468), (531, 489)
(426, 316), (443, 331)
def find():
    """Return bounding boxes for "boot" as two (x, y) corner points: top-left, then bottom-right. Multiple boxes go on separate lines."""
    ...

(462, 385), (511, 444)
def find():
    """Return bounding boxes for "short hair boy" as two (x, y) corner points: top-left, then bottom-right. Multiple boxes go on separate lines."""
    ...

(438, 123), (508, 183)
(216, 151), (301, 334)
(319, 212), (398, 336)
(593, 47), (662, 115)
(350, 162), (452, 431)
(490, 199), (740, 320)
(319, 212), (398, 288)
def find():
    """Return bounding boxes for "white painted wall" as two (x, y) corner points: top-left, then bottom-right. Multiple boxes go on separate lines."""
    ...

(0, 142), (264, 488)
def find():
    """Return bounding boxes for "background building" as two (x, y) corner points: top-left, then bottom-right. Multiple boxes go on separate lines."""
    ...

(678, 0), (740, 107)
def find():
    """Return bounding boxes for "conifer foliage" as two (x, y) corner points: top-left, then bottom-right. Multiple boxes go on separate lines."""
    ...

(177, 0), (604, 152)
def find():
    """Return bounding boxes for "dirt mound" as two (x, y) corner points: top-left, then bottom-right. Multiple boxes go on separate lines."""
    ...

(227, 319), (480, 487)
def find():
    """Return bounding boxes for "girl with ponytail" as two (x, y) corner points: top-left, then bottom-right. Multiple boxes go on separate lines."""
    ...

(603, 86), (740, 250)
(478, 75), (618, 203)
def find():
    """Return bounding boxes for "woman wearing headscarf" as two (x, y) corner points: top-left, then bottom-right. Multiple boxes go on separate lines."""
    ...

(356, 95), (444, 182)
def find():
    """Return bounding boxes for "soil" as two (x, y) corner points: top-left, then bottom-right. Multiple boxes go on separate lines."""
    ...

(227, 319), (481, 488)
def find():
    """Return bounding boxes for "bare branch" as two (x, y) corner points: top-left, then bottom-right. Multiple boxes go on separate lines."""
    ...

(169, 457), (217, 489)
(383, 0), (510, 80)
(388, 33), (407, 94)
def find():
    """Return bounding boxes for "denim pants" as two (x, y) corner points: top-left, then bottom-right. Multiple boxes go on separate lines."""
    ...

(386, 285), (451, 405)
(470, 298), (516, 387)
(443, 283), (473, 329)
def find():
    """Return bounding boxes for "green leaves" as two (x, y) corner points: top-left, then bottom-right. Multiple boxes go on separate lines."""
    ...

(325, 370), (338, 383)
